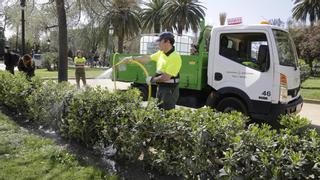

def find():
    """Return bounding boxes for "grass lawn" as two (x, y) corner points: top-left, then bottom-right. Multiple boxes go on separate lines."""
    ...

(301, 89), (320, 100)
(301, 77), (320, 89)
(35, 67), (108, 79)
(301, 77), (320, 100)
(0, 112), (116, 180)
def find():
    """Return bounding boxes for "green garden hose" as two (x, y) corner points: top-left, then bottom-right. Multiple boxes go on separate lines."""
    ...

(112, 53), (152, 101)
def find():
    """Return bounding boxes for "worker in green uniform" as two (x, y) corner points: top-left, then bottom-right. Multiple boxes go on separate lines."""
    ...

(74, 50), (87, 88)
(121, 32), (182, 110)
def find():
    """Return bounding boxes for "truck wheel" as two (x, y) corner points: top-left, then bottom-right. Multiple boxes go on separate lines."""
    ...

(217, 97), (247, 115)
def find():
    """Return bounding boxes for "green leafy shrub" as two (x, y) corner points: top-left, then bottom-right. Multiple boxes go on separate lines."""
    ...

(223, 123), (320, 179)
(27, 81), (76, 127)
(117, 106), (248, 178)
(60, 87), (141, 148)
(299, 59), (311, 82)
(0, 71), (41, 115)
(43, 52), (58, 71)
(117, 106), (198, 176)
(280, 114), (310, 133)
(223, 124), (279, 179)
(313, 60), (320, 77)
(0, 71), (319, 179)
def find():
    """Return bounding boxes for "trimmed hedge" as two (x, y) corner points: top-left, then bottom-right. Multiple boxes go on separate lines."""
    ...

(0, 70), (319, 179)
(60, 87), (141, 148)
(26, 80), (75, 128)
(299, 59), (311, 83)
(0, 72), (42, 114)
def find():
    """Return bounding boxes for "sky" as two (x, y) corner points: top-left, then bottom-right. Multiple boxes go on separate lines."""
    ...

(202, 0), (295, 26)
(3, 0), (296, 37)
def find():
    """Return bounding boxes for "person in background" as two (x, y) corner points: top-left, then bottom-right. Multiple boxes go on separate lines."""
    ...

(74, 50), (87, 88)
(4, 45), (20, 74)
(18, 54), (35, 80)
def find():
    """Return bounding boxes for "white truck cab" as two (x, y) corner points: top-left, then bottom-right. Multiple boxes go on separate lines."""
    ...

(207, 24), (303, 121)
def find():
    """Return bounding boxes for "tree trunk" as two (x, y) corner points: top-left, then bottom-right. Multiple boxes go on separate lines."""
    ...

(56, 0), (68, 82)
(154, 23), (161, 33)
(177, 24), (183, 36)
(15, 25), (19, 52)
(104, 24), (110, 66)
(118, 34), (124, 53)
(21, 7), (25, 55)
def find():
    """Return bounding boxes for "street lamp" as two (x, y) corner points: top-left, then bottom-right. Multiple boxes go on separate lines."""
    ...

(105, 23), (114, 67)
(108, 24), (115, 82)
(20, 0), (26, 55)
(47, 39), (51, 52)
(109, 23), (114, 52)
(109, 25), (114, 36)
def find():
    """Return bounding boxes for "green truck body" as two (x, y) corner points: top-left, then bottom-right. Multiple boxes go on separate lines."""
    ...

(113, 54), (208, 91)
(112, 23), (212, 91)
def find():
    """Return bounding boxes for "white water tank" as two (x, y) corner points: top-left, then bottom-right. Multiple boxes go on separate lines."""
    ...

(140, 34), (194, 55)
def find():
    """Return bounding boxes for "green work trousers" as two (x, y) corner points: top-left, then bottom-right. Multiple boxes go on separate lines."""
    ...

(156, 84), (179, 110)
(75, 68), (86, 88)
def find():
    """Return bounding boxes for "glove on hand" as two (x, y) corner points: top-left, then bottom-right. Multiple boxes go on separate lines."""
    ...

(146, 76), (154, 85)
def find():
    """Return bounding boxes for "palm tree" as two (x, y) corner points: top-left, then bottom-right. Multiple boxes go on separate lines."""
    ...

(292, 0), (320, 26)
(141, 0), (166, 33)
(107, 0), (141, 53)
(163, 0), (205, 35)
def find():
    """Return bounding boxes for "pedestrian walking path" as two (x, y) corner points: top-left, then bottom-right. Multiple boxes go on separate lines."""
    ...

(69, 78), (131, 91)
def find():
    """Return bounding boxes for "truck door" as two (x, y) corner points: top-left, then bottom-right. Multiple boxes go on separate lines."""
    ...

(208, 30), (275, 114)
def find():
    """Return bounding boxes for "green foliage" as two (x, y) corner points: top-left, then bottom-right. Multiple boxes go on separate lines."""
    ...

(60, 87), (142, 148)
(0, 72), (319, 178)
(224, 123), (320, 179)
(223, 124), (278, 179)
(115, 105), (248, 177)
(280, 114), (310, 133)
(0, 71), (42, 115)
(109, 0), (141, 53)
(313, 60), (320, 77)
(142, 0), (166, 33)
(299, 59), (311, 82)
(292, 0), (320, 26)
(43, 52), (58, 71)
(163, 0), (206, 34)
(26, 81), (76, 127)
(298, 24), (320, 76)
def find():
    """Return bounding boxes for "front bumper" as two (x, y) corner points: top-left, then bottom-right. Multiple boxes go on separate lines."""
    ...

(252, 96), (303, 121)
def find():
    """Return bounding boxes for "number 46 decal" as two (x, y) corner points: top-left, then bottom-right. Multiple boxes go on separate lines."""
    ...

(262, 91), (271, 97)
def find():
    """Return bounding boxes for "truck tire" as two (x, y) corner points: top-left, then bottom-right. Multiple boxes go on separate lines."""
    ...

(216, 97), (247, 115)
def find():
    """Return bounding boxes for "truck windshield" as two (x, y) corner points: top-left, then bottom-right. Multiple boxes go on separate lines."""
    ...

(273, 29), (298, 67)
